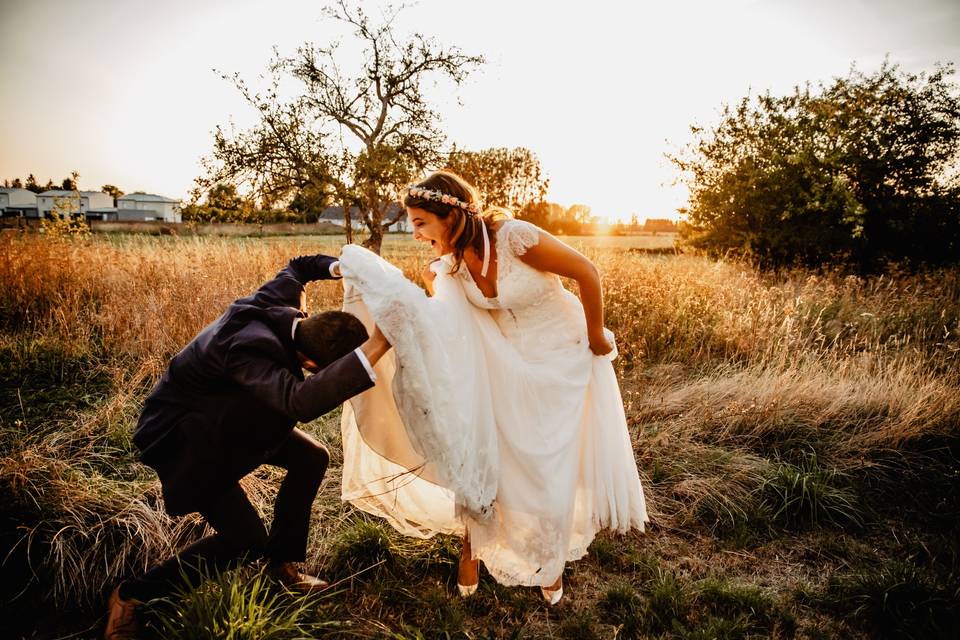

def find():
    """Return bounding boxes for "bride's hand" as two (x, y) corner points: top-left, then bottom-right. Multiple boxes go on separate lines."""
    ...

(588, 331), (613, 356)
(421, 260), (438, 295)
(421, 261), (438, 283)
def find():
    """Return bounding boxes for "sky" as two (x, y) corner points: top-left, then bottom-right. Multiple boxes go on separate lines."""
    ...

(1, 0), (959, 222)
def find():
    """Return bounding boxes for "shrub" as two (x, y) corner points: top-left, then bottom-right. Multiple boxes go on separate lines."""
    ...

(671, 62), (960, 269)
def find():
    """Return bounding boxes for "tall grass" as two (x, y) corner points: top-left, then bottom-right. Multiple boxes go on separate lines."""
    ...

(1, 232), (958, 637)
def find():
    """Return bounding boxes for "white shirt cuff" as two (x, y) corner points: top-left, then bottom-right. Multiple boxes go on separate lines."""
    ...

(329, 261), (341, 278)
(354, 346), (377, 382)
(291, 316), (302, 342)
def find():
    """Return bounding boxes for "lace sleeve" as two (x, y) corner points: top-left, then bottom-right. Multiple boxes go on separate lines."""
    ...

(503, 219), (541, 256)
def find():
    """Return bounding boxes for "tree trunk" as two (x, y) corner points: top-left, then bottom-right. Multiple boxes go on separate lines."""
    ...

(361, 203), (384, 255)
(362, 219), (384, 254)
(342, 201), (353, 245)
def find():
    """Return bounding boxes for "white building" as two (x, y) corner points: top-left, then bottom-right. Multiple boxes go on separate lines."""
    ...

(318, 205), (366, 230)
(0, 188), (38, 217)
(318, 203), (411, 232)
(0, 188), (37, 209)
(116, 193), (181, 222)
(37, 190), (114, 218)
(384, 204), (412, 233)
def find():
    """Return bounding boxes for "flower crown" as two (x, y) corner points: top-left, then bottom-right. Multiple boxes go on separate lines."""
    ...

(407, 186), (479, 214)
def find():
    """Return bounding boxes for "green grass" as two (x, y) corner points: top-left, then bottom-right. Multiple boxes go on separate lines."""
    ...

(823, 559), (960, 640)
(323, 515), (398, 579)
(596, 570), (792, 639)
(758, 450), (865, 529)
(557, 609), (601, 640)
(146, 563), (340, 640)
(599, 581), (643, 639)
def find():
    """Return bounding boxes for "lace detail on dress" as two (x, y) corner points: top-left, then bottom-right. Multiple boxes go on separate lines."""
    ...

(338, 239), (649, 588)
(339, 245), (498, 520)
(501, 219), (540, 256)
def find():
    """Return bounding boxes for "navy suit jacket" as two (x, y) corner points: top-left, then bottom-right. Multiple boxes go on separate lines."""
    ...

(133, 254), (373, 515)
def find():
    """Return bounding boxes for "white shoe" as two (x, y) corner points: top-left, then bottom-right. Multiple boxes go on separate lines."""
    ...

(540, 582), (563, 605)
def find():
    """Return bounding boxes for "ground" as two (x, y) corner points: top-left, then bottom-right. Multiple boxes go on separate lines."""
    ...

(1, 230), (957, 639)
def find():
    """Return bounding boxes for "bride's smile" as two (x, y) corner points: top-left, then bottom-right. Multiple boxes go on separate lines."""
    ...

(407, 206), (452, 256)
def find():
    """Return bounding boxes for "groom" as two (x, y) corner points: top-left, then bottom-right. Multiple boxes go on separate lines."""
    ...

(105, 253), (390, 640)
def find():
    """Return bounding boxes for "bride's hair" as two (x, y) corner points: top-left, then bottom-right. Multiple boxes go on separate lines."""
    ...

(403, 170), (511, 273)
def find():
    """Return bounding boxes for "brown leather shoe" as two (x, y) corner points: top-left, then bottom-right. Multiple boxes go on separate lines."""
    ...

(104, 585), (139, 640)
(269, 562), (329, 595)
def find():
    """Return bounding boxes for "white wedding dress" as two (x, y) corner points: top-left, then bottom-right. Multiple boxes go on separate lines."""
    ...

(339, 219), (648, 587)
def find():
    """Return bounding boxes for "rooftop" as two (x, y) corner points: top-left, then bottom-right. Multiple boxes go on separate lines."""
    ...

(118, 193), (179, 203)
(38, 190), (109, 197)
(318, 202), (404, 222)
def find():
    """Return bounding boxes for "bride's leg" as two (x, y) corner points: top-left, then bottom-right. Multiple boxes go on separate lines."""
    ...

(457, 531), (480, 594)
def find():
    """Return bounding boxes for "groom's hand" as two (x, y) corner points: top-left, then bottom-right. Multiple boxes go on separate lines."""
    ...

(360, 323), (391, 367)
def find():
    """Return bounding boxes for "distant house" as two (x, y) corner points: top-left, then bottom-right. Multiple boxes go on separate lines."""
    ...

(115, 193), (182, 222)
(318, 205), (366, 230)
(384, 204), (412, 233)
(318, 202), (411, 233)
(37, 190), (113, 218)
(0, 188), (38, 217)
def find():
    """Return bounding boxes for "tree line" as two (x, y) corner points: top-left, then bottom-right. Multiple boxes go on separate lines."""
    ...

(2, 174), (124, 202)
(186, 145), (665, 235)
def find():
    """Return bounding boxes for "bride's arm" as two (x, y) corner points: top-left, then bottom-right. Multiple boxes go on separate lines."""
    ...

(517, 234), (612, 355)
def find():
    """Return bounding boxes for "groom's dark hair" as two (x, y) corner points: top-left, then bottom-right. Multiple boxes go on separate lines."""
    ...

(295, 311), (368, 369)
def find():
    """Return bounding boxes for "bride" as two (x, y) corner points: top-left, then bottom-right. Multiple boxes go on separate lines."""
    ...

(337, 170), (648, 604)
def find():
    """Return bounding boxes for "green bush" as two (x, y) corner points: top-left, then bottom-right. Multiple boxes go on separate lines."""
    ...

(671, 61), (960, 269)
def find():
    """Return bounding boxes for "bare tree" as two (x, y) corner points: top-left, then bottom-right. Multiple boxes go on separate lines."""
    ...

(199, 1), (483, 253)
(195, 72), (350, 225)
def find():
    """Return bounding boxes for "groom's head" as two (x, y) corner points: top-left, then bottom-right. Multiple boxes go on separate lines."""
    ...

(294, 311), (368, 373)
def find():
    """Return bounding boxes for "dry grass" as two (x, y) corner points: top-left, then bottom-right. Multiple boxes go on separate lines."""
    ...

(1, 231), (958, 638)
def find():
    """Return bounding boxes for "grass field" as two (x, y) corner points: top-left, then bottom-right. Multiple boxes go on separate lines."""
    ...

(1, 230), (958, 639)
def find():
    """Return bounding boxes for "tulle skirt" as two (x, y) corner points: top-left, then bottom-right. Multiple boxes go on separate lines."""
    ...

(338, 245), (648, 586)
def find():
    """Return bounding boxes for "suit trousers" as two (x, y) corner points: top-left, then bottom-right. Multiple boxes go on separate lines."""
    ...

(120, 428), (329, 602)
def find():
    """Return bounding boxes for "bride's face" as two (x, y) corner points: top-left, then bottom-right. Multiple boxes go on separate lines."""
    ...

(407, 206), (451, 256)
